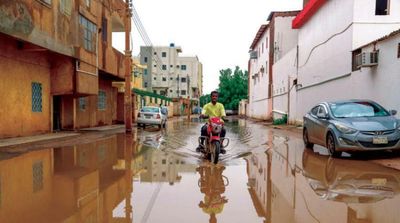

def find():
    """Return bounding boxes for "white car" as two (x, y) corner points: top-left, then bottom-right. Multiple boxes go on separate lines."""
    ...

(137, 106), (167, 129)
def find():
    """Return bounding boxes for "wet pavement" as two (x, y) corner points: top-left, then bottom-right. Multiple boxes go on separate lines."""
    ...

(1, 118), (400, 223)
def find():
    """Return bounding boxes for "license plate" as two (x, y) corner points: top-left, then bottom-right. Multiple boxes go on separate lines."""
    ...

(371, 178), (387, 186)
(373, 137), (388, 144)
(145, 116), (151, 119)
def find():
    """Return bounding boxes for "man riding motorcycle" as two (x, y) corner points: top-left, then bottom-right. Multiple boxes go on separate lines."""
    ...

(196, 91), (227, 154)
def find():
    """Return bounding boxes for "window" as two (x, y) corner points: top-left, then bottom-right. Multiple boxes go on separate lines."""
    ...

(39, 0), (51, 5)
(79, 97), (86, 110)
(32, 82), (42, 112)
(101, 17), (107, 42)
(262, 43), (264, 53)
(170, 65), (173, 68)
(144, 82), (148, 87)
(162, 77), (167, 81)
(311, 106), (320, 116)
(60, 0), (71, 15)
(170, 90), (173, 92)
(162, 172), (166, 177)
(144, 57), (148, 63)
(79, 14), (97, 52)
(170, 77), (173, 80)
(177, 65), (180, 68)
(162, 52), (167, 57)
(181, 90), (186, 95)
(98, 90), (106, 110)
(144, 69), (148, 75)
(153, 64), (156, 67)
(398, 43), (400, 58)
(162, 65), (167, 70)
(352, 49), (361, 71)
(266, 37), (268, 49)
(32, 161), (43, 192)
(181, 65), (187, 70)
(154, 52), (157, 55)
(153, 90), (157, 94)
(181, 77), (186, 82)
(376, 0), (389, 15)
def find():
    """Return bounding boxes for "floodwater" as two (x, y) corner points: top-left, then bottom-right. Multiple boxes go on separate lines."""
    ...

(1, 118), (400, 223)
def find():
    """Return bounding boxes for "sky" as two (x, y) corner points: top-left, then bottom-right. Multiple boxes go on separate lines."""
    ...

(113, 0), (303, 94)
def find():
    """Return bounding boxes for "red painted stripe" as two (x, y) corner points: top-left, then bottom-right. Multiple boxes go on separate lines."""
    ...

(292, 0), (327, 29)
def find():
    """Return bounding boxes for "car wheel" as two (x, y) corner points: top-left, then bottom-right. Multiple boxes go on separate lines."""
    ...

(326, 132), (341, 157)
(303, 128), (314, 149)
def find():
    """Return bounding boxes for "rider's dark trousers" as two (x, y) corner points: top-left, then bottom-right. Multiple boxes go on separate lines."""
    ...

(200, 124), (226, 145)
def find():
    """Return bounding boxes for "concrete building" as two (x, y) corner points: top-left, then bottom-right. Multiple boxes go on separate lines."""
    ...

(140, 44), (203, 101)
(291, 0), (400, 124)
(248, 11), (299, 120)
(0, 0), (130, 138)
(249, 24), (270, 120)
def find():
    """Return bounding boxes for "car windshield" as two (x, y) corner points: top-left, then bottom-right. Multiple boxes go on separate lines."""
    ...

(141, 107), (159, 113)
(329, 102), (389, 118)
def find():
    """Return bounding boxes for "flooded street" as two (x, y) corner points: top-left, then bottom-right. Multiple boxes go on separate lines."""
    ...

(1, 118), (400, 223)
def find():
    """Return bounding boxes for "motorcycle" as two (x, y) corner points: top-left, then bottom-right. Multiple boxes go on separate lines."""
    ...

(198, 116), (230, 164)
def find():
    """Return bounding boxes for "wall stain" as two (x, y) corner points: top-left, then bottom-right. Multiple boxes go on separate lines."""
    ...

(0, 2), (34, 36)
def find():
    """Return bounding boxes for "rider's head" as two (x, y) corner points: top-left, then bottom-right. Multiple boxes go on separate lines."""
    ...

(210, 91), (219, 104)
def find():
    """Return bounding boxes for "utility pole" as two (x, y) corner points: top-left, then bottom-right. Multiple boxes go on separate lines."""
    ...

(124, 0), (133, 132)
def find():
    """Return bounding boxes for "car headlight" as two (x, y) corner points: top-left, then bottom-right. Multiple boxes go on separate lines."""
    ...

(334, 123), (357, 134)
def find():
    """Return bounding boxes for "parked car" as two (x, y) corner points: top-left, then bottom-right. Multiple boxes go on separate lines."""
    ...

(303, 99), (400, 157)
(225, 110), (238, 116)
(137, 106), (167, 129)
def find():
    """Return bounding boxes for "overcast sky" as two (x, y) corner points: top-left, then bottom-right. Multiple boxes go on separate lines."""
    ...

(113, 0), (303, 94)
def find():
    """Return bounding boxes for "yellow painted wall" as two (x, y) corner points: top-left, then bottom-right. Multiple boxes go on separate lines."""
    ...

(0, 35), (51, 138)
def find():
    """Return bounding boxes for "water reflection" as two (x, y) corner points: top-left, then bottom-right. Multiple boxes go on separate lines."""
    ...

(245, 128), (400, 223)
(302, 149), (400, 203)
(197, 165), (229, 223)
(0, 134), (134, 223)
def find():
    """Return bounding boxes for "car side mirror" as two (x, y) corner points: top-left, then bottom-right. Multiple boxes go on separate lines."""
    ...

(390, 110), (397, 116)
(317, 113), (329, 119)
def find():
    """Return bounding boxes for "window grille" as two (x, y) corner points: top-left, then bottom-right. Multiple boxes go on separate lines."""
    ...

(32, 82), (42, 112)
(98, 90), (106, 110)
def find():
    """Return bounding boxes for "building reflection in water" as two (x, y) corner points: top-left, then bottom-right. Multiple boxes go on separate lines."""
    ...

(0, 133), (135, 223)
(245, 130), (400, 223)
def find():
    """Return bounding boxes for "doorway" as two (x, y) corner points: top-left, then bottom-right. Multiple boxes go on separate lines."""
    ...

(53, 96), (61, 131)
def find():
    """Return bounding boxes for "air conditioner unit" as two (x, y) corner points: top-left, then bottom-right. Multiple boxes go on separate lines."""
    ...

(356, 51), (378, 68)
(249, 50), (258, 59)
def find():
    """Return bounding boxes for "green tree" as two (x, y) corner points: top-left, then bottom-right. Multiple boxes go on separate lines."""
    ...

(218, 66), (248, 110)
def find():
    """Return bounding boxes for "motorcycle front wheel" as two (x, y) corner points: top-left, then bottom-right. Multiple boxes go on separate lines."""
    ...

(210, 141), (221, 164)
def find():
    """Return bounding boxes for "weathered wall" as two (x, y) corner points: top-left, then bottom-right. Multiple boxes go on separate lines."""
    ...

(0, 34), (51, 138)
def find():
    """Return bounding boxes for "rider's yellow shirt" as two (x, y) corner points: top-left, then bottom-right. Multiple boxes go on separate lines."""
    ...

(202, 102), (226, 118)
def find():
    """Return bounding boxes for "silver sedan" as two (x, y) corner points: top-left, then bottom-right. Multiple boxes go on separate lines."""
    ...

(303, 100), (400, 157)
(137, 106), (167, 129)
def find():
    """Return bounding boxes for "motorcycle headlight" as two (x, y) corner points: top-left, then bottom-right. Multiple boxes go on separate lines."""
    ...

(334, 123), (357, 134)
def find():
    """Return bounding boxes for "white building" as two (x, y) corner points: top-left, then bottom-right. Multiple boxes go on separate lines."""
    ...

(140, 44), (202, 100)
(249, 24), (270, 120)
(248, 11), (299, 121)
(350, 29), (400, 113)
(291, 0), (400, 124)
(270, 12), (299, 120)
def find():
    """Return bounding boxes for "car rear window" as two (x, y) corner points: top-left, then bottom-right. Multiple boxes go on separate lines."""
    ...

(141, 107), (160, 113)
(329, 102), (389, 118)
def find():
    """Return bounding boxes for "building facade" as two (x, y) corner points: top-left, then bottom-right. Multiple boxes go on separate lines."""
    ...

(140, 44), (203, 101)
(248, 11), (299, 121)
(0, 0), (130, 138)
(291, 0), (400, 124)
